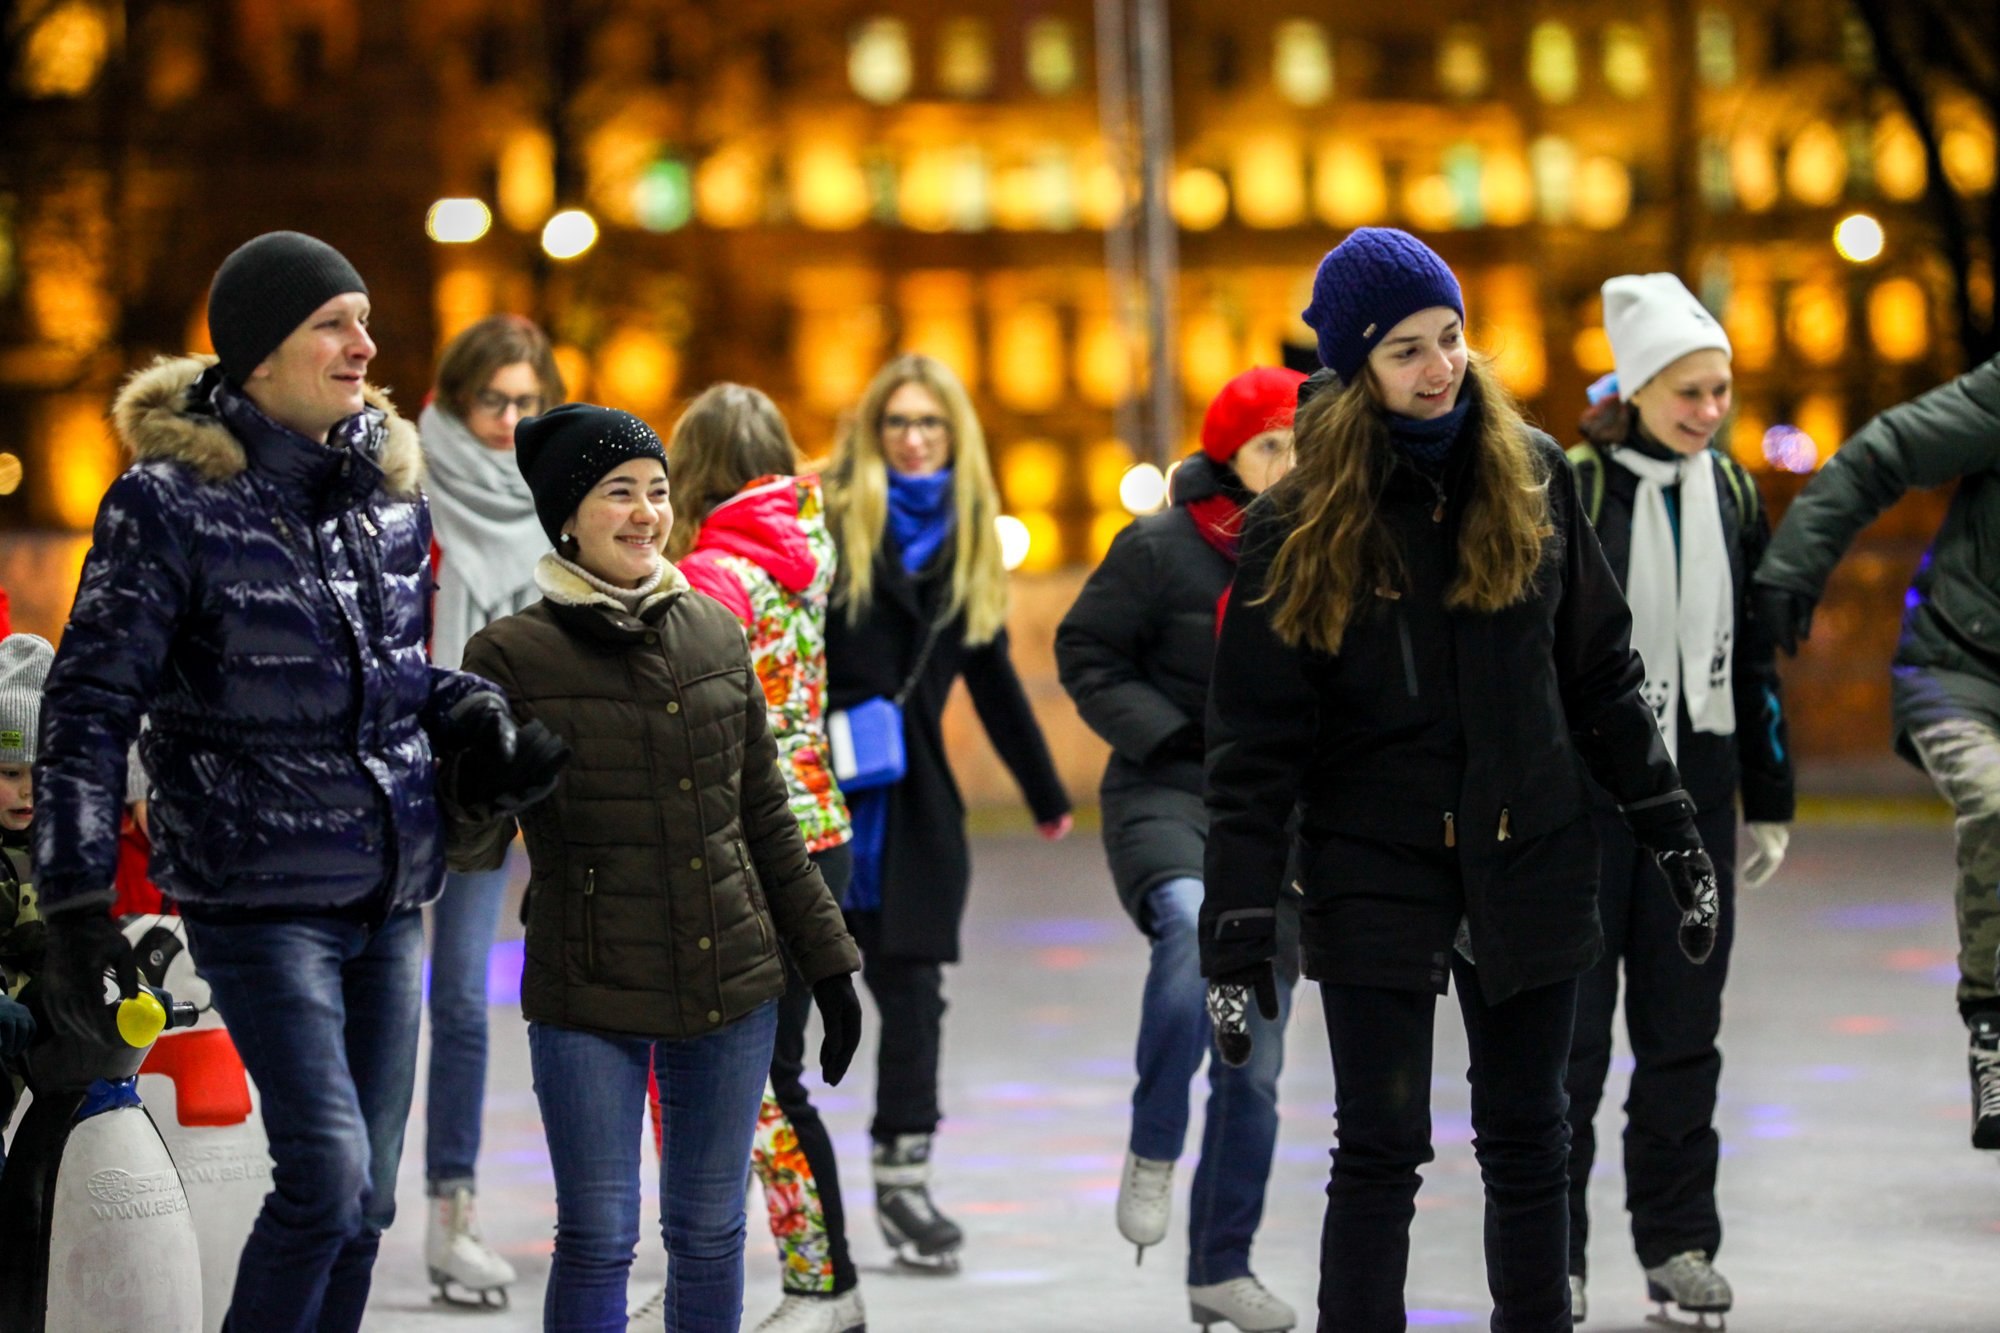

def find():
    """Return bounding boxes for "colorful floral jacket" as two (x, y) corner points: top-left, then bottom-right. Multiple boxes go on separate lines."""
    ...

(681, 475), (852, 853)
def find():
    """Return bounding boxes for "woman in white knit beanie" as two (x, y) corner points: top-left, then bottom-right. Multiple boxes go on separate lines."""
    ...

(1561, 273), (1795, 1325)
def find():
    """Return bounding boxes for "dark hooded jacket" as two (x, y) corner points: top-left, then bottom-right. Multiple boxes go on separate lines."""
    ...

(35, 356), (492, 916)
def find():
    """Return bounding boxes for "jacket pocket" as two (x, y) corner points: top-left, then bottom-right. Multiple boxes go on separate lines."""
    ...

(736, 840), (772, 954)
(582, 865), (599, 979)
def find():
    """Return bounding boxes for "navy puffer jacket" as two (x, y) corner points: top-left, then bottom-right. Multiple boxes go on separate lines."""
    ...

(35, 356), (494, 916)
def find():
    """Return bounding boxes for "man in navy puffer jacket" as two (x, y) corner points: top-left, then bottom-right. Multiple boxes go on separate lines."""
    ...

(32, 232), (565, 1332)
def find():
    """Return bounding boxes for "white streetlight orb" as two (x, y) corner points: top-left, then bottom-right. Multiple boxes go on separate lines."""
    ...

(541, 208), (600, 261)
(995, 514), (1032, 571)
(1118, 461), (1168, 514)
(425, 198), (492, 244)
(1833, 212), (1884, 264)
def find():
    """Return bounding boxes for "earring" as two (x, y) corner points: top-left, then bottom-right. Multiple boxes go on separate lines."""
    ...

(558, 532), (579, 556)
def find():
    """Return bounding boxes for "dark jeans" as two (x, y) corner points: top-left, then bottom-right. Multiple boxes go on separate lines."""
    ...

(1319, 957), (1577, 1333)
(1565, 803), (1737, 1274)
(844, 907), (945, 1142)
(767, 845), (858, 1295)
(184, 907), (424, 1333)
(424, 860), (511, 1190)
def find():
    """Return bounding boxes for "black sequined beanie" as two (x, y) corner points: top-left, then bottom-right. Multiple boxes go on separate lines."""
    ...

(207, 232), (368, 386)
(514, 403), (669, 545)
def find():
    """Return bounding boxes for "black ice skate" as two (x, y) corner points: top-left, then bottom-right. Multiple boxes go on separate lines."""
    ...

(1968, 1011), (2000, 1149)
(1642, 1250), (1730, 1330)
(872, 1133), (962, 1273)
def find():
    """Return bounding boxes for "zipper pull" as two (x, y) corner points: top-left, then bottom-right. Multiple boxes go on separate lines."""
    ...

(1497, 808), (1512, 841)
(1444, 811), (1456, 848)
(1433, 494), (1446, 523)
(584, 867), (596, 897)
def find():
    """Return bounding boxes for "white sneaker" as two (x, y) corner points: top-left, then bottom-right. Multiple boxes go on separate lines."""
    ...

(1570, 1273), (1587, 1323)
(752, 1288), (867, 1332)
(425, 1186), (516, 1308)
(1188, 1276), (1297, 1332)
(626, 1282), (667, 1330)
(1115, 1151), (1173, 1261)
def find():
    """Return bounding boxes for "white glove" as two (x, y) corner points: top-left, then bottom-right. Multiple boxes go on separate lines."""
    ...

(1741, 822), (1790, 889)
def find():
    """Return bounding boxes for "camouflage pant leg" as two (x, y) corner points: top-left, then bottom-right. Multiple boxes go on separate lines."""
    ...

(1910, 718), (2000, 1007)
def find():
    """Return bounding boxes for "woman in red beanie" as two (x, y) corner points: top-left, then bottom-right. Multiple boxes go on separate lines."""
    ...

(1055, 366), (1305, 1333)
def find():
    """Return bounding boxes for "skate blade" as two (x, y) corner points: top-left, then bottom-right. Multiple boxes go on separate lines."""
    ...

(890, 1248), (961, 1275)
(1645, 1308), (1724, 1331)
(430, 1270), (510, 1309)
(1189, 1303), (1295, 1333)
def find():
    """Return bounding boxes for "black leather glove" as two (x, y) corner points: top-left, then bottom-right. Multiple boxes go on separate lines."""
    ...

(441, 695), (572, 817)
(0, 993), (33, 1058)
(1206, 962), (1279, 1068)
(1751, 584), (1815, 655)
(1655, 847), (1721, 965)
(40, 908), (135, 1044)
(812, 973), (862, 1085)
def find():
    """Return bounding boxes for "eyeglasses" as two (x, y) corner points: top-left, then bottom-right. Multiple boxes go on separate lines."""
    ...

(473, 390), (544, 417)
(881, 413), (950, 438)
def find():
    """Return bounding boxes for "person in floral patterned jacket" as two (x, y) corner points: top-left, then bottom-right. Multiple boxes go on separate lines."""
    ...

(642, 382), (861, 1333)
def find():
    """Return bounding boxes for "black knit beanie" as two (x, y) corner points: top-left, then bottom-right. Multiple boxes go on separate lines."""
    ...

(514, 403), (669, 546)
(207, 232), (368, 386)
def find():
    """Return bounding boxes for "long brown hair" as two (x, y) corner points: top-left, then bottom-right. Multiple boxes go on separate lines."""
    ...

(822, 353), (1009, 645)
(664, 383), (801, 560)
(1259, 353), (1551, 655)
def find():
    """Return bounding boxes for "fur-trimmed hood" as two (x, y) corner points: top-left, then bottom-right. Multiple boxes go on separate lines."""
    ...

(110, 354), (424, 498)
(534, 550), (689, 615)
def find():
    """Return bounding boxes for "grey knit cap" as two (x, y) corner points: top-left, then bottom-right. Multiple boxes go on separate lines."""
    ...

(0, 634), (54, 766)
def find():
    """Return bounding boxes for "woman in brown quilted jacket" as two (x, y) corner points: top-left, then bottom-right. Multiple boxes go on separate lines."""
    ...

(444, 403), (861, 1333)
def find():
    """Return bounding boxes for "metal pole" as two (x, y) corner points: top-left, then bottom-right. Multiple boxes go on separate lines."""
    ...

(1093, 0), (1144, 463)
(1133, 0), (1181, 468)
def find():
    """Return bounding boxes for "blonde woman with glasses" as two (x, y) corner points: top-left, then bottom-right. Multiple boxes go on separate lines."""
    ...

(821, 353), (1072, 1272)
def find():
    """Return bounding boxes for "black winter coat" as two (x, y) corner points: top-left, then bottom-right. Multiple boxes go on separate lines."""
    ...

(35, 357), (491, 916)
(826, 543), (1070, 962)
(1568, 439), (1794, 823)
(1201, 428), (1690, 1004)
(1056, 455), (1232, 921)
(1755, 352), (2000, 759)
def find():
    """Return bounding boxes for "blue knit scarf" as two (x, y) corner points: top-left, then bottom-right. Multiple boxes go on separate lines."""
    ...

(887, 468), (956, 574)
(1386, 394), (1472, 474)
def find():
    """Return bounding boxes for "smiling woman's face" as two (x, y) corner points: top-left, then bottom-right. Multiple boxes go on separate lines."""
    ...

(566, 458), (671, 589)
(1366, 306), (1468, 420)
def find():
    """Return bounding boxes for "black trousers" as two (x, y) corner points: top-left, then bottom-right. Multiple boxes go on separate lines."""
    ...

(843, 908), (946, 1143)
(1318, 957), (1578, 1333)
(769, 845), (858, 1294)
(1564, 802), (1737, 1275)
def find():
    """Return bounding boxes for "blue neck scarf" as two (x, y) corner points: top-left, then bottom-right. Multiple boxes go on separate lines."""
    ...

(887, 468), (956, 574)
(1386, 394), (1473, 474)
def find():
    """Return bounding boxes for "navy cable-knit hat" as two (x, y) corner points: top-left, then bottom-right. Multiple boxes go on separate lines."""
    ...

(1300, 228), (1464, 383)
(207, 231), (368, 386)
(514, 403), (669, 546)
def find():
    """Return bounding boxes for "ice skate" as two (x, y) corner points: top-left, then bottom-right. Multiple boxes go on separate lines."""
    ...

(1642, 1251), (1730, 1330)
(872, 1134), (963, 1273)
(627, 1282), (666, 1329)
(426, 1185), (515, 1308)
(1968, 1012), (2000, 1149)
(752, 1288), (868, 1332)
(1115, 1151), (1173, 1264)
(1570, 1273), (1587, 1323)
(1188, 1276), (1297, 1332)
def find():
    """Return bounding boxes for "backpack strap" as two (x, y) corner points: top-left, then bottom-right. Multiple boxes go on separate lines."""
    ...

(1713, 451), (1758, 526)
(1565, 442), (1606, 526)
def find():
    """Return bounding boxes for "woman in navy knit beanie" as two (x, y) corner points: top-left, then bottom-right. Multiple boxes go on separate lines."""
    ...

(1196, 228), (1726, 1331)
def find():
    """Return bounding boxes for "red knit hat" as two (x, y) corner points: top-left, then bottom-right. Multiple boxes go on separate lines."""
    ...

(1200, 367), (1308, 463)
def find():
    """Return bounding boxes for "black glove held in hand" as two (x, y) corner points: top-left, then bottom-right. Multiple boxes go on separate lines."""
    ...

(41, 909), (134, 1044)
(1655, 847), (1722, 964)
(812, 973), (862, 1085)
(442, 694), (572, 816)
(1206, 962), (1279, 1068)
(1751, 585), (1815, 655)
(0, 993), (34, 1058)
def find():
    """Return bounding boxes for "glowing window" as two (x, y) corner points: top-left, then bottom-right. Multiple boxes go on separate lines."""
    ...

(1730, 132), (1779, 213)
(498, 130), (556, 231)
(1574, 157), (1632, 230)
(1481, 147), (1534, 227)
(850, 19), (913, 104)
(1273, 21), (1333, 107)
(1443, 141), (1484, 229)
(1869, 278), (1929, 363)
(1026, 19), (1078, 96)
(1313, 140), (1387, 228)
(634, 160), (694, 233)
(938, 19), (994, 98)
(1602, 23), (1651, 99)
(1233, 135), (1306, 229)
(1527, 22), (1579, 105)
(1785, 283), (1848, 366)
(1696, 8), (1735, 87)
(1785, 122), (1848, 207)
(1171, 168), (1229, 231)
(19, 2), (110, 98)
(696, 147), (766, 229)
(1698, 139), (1734, 211)
(1437, 25), (1488, 100)
(1943, 117), (1996, 196)
(1530, 136), (1578, 225)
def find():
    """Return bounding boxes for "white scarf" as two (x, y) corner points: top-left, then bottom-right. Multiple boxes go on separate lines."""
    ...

(418, 403), (547, 668)
(1607, 445), (1735, 760)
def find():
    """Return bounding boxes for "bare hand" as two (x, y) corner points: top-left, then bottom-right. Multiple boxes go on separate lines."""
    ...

(1037, 813), (1074, 841)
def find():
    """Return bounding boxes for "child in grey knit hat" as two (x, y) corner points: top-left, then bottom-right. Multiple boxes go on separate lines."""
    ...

(0, 632), (53, 1164)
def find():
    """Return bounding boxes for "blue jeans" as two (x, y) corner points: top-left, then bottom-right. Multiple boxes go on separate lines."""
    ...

(184, 908), (424, 1333)
(531, 1003), (778, 1332)
(1129, 877), (1294, 1285)
(425, 862), (511, 1189)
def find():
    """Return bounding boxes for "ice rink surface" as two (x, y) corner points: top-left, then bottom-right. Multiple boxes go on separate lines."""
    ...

(345, 817), (1993, 1331)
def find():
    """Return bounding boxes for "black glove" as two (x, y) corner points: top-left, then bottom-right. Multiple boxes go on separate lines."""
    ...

(40, 909), (135, 1044)
(441, 695), (572, 816)
(1751, 584), (1815, 655)
(1151, 722), (1205, 766)
(812, 973), (862, 1085)
(0, 993), (34, 1058)
(1206, 962), (1279, 1068)
(1655, 847), (1721, 965)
